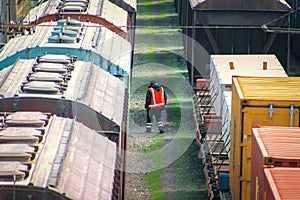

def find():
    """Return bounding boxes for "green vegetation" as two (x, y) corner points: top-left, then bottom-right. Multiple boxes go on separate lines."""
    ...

(141, 134), (164, 152)
(143, 134), (165, 200)
(144, 169), (164, 200)
(131, 0), (207, 199)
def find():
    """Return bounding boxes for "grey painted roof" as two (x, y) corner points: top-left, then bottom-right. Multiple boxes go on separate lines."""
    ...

(0, 57), (126, 125)
(0, 113), (117, 200)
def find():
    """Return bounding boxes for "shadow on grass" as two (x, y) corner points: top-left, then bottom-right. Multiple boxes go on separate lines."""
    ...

(144, 139), (208, 200)
(163, 139), (208, 200)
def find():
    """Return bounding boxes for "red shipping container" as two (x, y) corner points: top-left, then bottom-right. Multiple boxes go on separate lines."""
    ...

(251, 127), (300, 200)
(264, 168), (300, 200)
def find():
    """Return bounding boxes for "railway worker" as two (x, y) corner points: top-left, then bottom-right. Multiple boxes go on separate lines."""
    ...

(145, 80), (167, 134)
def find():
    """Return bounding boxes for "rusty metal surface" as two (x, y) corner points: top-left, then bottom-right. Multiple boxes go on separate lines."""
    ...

(253, 127), (300, 159)
(0, 162), (28, 181)
(264, 168), (300, 199)
(0, 56), (126, 127)
(0, 127), (42, 144)
(0, 113), (118, 199)
(5, 112), (48, 127)
(24, 0), (128, 28)
(56, 122), (117, 199)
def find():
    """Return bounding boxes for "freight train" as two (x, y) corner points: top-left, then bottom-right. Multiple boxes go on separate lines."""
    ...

(194, 55), (300, 200)
(0, 0), (136, 199)
(193, 55), (289, 199)
(176, 0), (300, 199)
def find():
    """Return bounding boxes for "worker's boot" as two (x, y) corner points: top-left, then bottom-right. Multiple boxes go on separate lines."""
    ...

(159, 128), (164, 134)
(145, 128), (151, 133)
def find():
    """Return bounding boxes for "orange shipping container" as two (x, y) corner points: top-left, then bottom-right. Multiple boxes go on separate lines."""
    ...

(230, 76), (300, 200)
(251, 127), (300, 200)
(264, 168), (300, 200)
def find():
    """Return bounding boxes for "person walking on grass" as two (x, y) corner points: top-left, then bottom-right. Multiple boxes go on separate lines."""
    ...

(145, 80), (167, 133)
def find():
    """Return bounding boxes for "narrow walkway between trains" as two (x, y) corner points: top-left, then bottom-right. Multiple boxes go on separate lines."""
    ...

(126, 0), (208, 199)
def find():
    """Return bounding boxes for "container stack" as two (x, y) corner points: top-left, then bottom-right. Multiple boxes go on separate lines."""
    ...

(194, 54), (288, 199)
(251, 127), (300, 200)
(209, 54), (287, 158)
(264, 168), (300, 200)
(230, 76), (300, 200)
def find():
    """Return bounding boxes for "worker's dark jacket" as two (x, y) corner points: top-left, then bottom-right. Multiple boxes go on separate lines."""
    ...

(145, 84), (167, 109)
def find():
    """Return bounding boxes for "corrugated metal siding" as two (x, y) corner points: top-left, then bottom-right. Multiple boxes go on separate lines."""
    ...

(24, 0), (128, 30)
(264, 168), (300, 199)
(0, 114), (119, 199)
(230, 76), (300, 200)
(254, 127), (300, 159)
(251, 127), (300, 200)
(95, 27), (132, 73)
(210, 54), (287, 116)
(221, 91), (231, 157)
(82, 65), (125, 125)
(56, 121), (116, 200)
(237, 76), (300, 100)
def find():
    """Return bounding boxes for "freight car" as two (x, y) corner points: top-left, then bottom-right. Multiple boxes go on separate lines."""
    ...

(0, 0), (136, 199)
(251, 127), (300, 200)
(0, 111), (120, 200)
(207, 54), (287, 156)
(194, 54), (287, 199)
(175, 0), (293, 82)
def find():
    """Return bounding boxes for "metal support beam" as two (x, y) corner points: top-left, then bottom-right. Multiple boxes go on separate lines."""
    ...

(191, 10), (196, 86)
(287, 14), (291, 74)
(262, 17), (287, 53)
(198, 11), (220, 54)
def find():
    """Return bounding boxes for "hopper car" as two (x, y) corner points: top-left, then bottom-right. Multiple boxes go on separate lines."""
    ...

(0, 0), (137, 199)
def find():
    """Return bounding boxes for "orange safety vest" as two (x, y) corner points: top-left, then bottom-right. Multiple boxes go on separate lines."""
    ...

(148, 87), (165, 108)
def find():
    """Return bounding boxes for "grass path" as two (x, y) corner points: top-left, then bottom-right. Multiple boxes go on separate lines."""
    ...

(127, 0), (208, 199)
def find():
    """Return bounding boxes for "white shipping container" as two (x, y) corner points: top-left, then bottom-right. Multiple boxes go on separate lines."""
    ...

(221, 91), (231, 157)
(209, 54), (288, 117)
(209, 54), (288, 158)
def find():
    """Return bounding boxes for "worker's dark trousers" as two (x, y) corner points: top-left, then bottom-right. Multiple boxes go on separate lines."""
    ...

(146, 107), (164, 132)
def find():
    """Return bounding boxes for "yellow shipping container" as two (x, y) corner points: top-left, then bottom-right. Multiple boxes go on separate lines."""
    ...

(230, 76), (300, 200)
